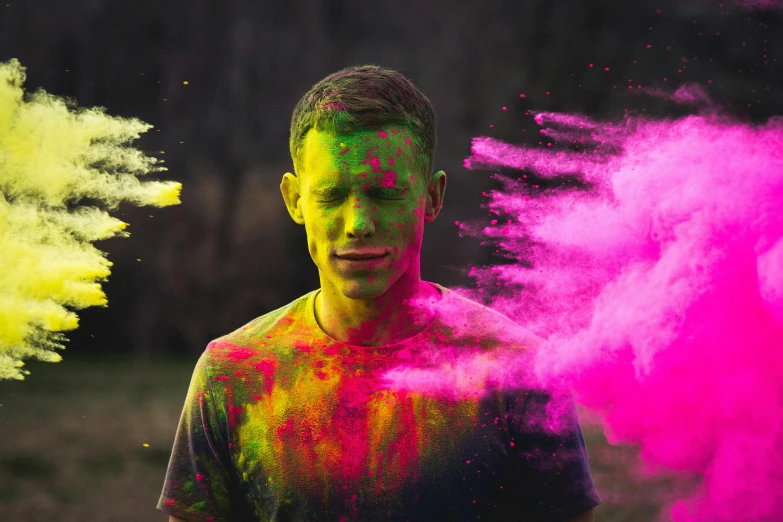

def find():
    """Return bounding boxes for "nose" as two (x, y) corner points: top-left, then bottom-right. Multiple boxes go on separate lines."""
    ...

(344, 196), (375, 240)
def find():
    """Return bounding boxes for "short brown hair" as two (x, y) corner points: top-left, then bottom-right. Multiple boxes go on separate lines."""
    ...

(289, 65), (436, 178)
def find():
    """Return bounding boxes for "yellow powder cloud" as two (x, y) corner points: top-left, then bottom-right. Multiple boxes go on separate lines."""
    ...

(0, 59), (182, 380)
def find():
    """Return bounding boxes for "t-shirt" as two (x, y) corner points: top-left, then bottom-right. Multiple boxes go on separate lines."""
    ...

(157, 283), (600, 521)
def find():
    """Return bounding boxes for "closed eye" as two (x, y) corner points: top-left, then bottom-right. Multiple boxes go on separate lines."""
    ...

(313, 188), (348, 203)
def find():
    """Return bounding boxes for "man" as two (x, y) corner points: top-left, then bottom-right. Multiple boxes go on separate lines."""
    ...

(158, 65), (600, 521)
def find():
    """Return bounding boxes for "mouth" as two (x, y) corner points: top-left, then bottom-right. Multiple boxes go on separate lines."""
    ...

(334, 250), (389, 269)
(335, 250), (388, 260)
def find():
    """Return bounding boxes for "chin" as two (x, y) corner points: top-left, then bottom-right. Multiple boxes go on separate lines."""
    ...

(339, 278), (391, 300)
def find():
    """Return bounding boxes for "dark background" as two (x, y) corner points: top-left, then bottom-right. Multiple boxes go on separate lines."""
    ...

(2, 0), (780, 360)
(0, 1), (780, 521)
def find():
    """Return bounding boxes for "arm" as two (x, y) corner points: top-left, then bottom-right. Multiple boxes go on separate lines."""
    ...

(506, 389), (601, 521)
(157, 352), (236, 520)
(169, 517), (187, 522)
(568, 507), (595, 522)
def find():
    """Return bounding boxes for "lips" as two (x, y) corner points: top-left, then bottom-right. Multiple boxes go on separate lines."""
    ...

(335, 250), (387, 260)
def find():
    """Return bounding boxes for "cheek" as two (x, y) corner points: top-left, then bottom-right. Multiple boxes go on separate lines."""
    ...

(305, 203), (338, 236)
(323, 217), (338, 237)
(305, 215), (337, 257)
(379, 208), (413, 237)
(379, 204), (425, 252)
(401, 197), (427, 229)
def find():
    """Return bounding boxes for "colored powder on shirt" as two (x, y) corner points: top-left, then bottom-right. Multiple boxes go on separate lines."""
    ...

(159, 287), (600, 521)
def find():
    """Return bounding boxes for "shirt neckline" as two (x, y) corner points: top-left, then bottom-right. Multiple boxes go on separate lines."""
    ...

(304, 282), (446, 350)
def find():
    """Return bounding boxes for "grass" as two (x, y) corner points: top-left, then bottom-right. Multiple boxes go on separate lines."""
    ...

(0, 355), (192, 522)
(0, 355), (693, 521)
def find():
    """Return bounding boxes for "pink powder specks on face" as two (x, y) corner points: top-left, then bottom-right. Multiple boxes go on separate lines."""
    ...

(378, 131), (389, 139)
(380, 170), (397, 188)
(463, 94), (783, 521)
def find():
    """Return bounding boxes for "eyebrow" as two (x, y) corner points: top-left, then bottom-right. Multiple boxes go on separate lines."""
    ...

(366, 185), (406, 196)
(311, 185), (348, 198)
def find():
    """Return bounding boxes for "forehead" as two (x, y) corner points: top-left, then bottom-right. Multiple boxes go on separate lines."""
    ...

(299, 126), (423, 185)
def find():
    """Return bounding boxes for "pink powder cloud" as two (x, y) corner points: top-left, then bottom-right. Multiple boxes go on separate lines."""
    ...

(463, 99), (783, 520)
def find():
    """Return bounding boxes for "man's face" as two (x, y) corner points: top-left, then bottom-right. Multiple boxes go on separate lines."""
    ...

(283, 126), (442, 300)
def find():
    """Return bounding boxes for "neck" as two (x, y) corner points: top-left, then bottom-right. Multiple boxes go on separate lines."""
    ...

(315, 271), (439, 347)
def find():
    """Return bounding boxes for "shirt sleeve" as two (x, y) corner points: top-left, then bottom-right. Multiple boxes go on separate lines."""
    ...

(157, 351), (239, 522)
(506, 388), (602, 521)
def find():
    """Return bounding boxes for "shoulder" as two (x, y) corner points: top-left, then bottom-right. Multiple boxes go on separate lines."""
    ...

(429, 284), (543, 352)
(384, 284), (544, 397)
(200, 289), (318, 366)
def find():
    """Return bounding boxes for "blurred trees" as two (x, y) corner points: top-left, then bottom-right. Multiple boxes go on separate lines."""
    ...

(1, 0), (780, 357)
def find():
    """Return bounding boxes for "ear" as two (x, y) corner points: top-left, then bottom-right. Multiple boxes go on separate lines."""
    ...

(280, 172), (305, 225)
(424, 170), (447, 223)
